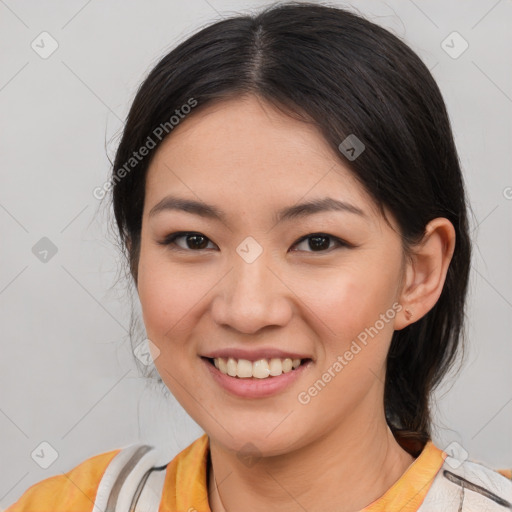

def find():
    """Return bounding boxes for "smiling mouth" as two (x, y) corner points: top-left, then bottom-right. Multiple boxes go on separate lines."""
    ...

(202, 356), (312, 379)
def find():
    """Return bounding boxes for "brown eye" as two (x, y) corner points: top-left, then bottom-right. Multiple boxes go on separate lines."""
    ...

(292, 233), (349, 253)
(159, 232), (216, 251)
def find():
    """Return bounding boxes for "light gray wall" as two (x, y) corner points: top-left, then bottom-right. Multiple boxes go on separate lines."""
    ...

(1, 0), (511, 507)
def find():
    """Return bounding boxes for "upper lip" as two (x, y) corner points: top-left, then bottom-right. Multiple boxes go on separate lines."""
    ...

(201, 348), (313, 362)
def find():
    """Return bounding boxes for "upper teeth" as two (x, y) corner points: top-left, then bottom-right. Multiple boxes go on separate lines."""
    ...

(213, 357), (302, 379)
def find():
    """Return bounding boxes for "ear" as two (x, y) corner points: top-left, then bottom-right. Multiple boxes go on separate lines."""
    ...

(394, 218), (456, 330)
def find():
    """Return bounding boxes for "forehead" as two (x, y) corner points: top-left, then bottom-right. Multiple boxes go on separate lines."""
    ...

(144, 95), (377, 217)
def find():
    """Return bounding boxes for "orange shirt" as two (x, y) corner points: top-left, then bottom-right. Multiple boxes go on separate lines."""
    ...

(5, 434), (511, 512)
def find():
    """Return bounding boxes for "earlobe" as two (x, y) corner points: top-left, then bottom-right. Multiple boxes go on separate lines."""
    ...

(395, 218), (456, 330)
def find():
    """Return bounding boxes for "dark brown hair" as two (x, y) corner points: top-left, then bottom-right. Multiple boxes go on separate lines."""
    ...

(105, 2), (471, 444)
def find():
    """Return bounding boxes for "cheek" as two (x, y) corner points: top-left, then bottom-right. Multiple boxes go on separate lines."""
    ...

(290, 256), (400, 356)
(136, 252), (203, 400)
(291, 265), (400, 422)
(137, 247), (198, 343)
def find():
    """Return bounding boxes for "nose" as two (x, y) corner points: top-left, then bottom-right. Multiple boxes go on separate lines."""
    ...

(210, 250), (293, 334)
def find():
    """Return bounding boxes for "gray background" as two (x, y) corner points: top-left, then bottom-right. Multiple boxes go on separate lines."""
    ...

(1, 0), (511, 507)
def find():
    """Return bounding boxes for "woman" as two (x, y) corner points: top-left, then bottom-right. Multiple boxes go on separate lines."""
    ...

(6, 2), (511, 511)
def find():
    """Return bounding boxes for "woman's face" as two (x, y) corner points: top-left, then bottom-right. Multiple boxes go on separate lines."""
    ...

(137, 95), (406, 455)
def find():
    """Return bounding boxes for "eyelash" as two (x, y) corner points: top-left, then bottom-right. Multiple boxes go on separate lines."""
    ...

(157, 231), (352, 253)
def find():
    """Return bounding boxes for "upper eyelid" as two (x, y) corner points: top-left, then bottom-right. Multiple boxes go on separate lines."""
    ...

(292, 234), (349, 250)
(161, 231), (349, 250)
(161, 232), (217, 249)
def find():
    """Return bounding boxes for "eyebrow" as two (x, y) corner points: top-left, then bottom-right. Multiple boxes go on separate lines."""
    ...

(148, 195), (366, 223)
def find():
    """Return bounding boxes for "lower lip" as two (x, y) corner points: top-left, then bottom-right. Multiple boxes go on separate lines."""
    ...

(201, 357), (313, 398)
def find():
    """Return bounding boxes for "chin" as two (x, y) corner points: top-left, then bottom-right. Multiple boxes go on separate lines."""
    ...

(208, 425), (304, 458)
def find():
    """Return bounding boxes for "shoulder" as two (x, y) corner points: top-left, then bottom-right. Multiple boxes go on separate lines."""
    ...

(5, 435), (210, 512)
(497, 468), (512, 480)
(161, 433), (210, 510)
(5, 447), (122, 512)
(418, 447), (512, 511)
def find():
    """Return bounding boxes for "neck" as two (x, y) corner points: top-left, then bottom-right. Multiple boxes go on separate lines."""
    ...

(208, 411), (416, 512)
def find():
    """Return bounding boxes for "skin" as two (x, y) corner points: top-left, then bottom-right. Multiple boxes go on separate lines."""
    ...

(135, 95), (456, 512)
